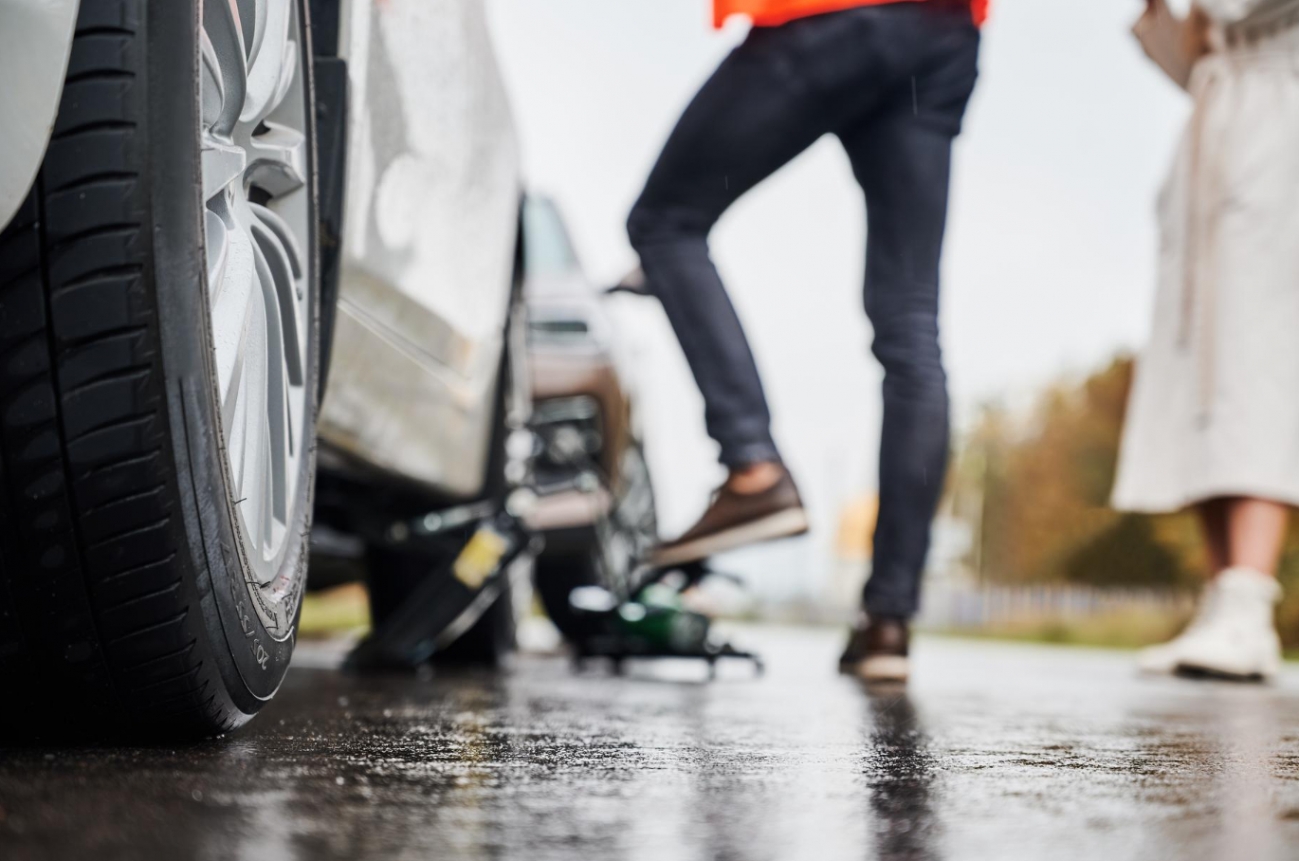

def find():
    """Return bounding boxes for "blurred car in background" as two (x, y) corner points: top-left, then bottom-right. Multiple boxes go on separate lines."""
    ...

(522, 197), (658, 643)
(0, 0), (522, 737)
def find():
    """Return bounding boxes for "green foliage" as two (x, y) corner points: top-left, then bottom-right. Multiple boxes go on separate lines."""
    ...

(1063, 515), (1184, 588)
(955, 356), (1199, 589)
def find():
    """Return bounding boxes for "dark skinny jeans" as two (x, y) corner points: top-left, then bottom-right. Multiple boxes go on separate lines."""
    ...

(627, 2), (980, 618)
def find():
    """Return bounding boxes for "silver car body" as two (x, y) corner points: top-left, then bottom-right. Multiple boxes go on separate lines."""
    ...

(317, 0), (521, 499)
(0, 0), (522, 501)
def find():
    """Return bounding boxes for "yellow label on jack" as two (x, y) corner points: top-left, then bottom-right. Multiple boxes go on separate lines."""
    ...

(453, 527), (509, 590)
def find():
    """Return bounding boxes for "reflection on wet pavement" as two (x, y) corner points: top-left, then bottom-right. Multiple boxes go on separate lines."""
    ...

(3, 627), (1299, 860)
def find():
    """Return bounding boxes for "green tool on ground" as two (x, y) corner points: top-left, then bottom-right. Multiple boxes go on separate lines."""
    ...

(613, 583), (711, 653)
(567, 560), (764, 679)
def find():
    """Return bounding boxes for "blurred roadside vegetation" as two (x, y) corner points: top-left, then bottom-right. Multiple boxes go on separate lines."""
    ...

(942, 605), (1187, 651)
(949, 355), (1299, 647)
(299, 583), (369, 639)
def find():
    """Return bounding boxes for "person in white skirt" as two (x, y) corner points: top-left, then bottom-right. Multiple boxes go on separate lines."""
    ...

(1116, 0), (1299, 680)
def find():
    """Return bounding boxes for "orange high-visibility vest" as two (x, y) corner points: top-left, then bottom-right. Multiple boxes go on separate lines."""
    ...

(714, 0), (988, 29)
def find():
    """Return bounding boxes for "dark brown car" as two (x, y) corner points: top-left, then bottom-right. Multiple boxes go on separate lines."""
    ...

(523, 197), (658, 641)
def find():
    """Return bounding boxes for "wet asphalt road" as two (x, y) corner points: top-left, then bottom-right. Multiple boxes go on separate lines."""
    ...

(3, 626), (1299, 861)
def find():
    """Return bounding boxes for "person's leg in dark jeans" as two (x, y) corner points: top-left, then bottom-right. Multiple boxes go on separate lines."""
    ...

(835, 15), (978, 680)
(627, 6), (980, 667)
(627, 32), (830, 471)
(842, 35), (978, 624)
(627, 24), (845, 567)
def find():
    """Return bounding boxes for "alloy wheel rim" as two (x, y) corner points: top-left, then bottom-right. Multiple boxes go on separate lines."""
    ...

(598, 447), (658, 599)
(199, 0), (311, 628)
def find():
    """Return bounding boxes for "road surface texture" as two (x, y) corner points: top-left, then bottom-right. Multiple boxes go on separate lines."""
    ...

(3, 626), (1299, 861)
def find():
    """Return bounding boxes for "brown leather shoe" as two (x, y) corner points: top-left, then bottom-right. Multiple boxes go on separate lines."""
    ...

(839, 615), (910, 682)
(650, 466), (808, 567)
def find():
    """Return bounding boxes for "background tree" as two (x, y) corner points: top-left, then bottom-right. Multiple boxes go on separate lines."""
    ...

(955, 356), (1199, 588)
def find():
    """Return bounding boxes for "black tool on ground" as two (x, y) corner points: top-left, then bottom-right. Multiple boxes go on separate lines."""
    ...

(567, 560), (764, 680)
(346, 412), (762, 677)
(344, 501), (533, 673)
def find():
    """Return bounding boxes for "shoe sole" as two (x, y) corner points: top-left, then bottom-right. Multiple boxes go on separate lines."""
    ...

(650, 508), (810, 568)
(1174, 661), (1275, 682)
(841, 655), (909, 683)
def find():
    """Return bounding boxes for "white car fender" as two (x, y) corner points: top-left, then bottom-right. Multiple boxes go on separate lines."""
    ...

(0, 0), (80, 231)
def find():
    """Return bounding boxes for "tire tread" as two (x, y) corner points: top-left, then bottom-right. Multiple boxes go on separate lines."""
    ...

(0, 0), (232, 737)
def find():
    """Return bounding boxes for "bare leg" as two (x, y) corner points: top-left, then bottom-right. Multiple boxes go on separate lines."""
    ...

(1196, 497), (1230, 573)
(1223, 497), (1289, 575)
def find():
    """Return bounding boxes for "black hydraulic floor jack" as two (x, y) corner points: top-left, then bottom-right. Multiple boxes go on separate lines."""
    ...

(344, 493), (536, 672)
(345, 465), (763, 678)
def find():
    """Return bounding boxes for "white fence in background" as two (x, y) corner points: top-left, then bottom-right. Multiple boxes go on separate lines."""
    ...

(914, 582), (1193, 632)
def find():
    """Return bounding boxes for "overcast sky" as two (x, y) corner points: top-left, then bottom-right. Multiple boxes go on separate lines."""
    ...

(485, 0), (1192, 600)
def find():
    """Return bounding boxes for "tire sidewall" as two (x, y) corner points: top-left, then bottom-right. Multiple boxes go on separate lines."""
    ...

(148, 0), (320, 711)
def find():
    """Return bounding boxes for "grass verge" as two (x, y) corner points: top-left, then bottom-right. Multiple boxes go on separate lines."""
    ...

(299, 583), (370, 639)
(931, 605), (1191, 651)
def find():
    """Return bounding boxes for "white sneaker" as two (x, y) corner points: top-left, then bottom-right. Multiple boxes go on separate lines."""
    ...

(1138, 567), (1282, 681)
(1137, 578), (1222, 675)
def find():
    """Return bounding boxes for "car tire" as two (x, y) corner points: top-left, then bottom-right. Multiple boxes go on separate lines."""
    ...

(424, 576), (520, 667)
(535, 552), (606, 643)
(536, 443), (658, 644)
(362, 540), (519, 668)
(0, 0), (319, 738)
